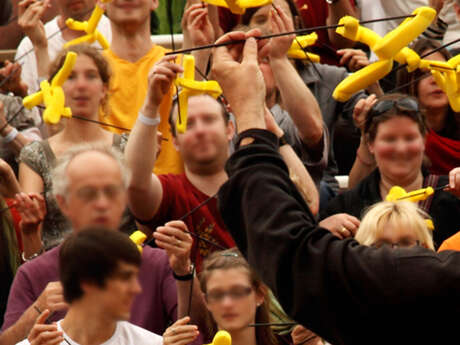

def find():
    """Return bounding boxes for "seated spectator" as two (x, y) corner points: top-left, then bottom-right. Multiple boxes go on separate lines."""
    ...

(218, 0), (358, 65)
(125, 52), (315, 269)
(16, 228), (162, 345)
(321, 93), (460, 248)
(18, 44), (132, 249)
(355, 200), (435, 250)
(396, 38), (460, 175)
(237, 0), (375, 207)
(233, 4), (326, 199)
(154, 221), (322, 345)
(1, 144), (177, 345)
(163, 246), (282, 345)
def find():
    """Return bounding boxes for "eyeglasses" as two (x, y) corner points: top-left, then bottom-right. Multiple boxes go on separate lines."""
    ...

(372, 239), (420, 249)
(74, 184), (124, 202)
(206, 286), (253, 304)
(365, 97), (420, 133)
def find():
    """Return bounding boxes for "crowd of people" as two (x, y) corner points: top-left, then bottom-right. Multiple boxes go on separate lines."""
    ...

(0, 0), (459, 344)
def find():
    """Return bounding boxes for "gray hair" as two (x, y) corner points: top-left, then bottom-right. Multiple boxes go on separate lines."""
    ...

(52, 143), (130, 199)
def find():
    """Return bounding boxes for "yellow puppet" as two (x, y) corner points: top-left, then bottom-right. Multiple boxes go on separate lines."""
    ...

(129, 230), (148, 253)
(333, 7), (436, 102)
(205, 331), (232, 345)
(287, 33), (320, 62)
(174, 55), (223, 134)
(385, 186), (435, 230)
(64, 0), (112, 49)
(23, 52), (77, 125)
(420, 53), (460, 112)
(202, 0), (271, 15)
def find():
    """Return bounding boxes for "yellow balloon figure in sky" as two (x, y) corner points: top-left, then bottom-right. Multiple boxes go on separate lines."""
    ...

(64, 0), (112, 49)
(175, 55), (223, 134)
(23, 52), (77, 125)
(333, 7), (436, 102)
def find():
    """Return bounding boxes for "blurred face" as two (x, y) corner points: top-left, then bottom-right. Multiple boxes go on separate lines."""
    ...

(247, 0), (292, 34)
(173, 95), (234, 171)
(57, 151), (127, 231)
(416, 51), (449, 110)
(83, 262), (142, 320)
(62, 54), (106, 118)
(368, 116), (425, 183)
(373, 221), (420, 249)
(58, 0), (96, 20)
(204, 268), (264, 332)
(106, 0), (158, 26)
(247, 0), (292, 101)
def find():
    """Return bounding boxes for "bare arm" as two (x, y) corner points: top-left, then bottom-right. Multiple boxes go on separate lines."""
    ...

(347, 95), (377, 188)
(269, 6), (323, 147)
(0, 281), (67, 345)
(265, 108), (319, 215)
(18, 0), (51, 79)
(181, 2), (215, 80)
(326, 0), (358, 49)
(125, 56), (183, 233)
(18, 161), (45, 256)
(0, 101), (34, 156)
(154, 221), (209, 338)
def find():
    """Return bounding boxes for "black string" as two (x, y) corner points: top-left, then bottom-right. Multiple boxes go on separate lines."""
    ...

(165, 14), (417, 56)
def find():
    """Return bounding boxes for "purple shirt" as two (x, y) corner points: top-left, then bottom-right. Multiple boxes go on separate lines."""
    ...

(1, 245), (177, 334)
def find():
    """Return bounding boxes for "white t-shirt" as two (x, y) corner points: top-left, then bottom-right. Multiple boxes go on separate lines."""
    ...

(16, 320), (163, 345)
(15, 15), (112, 94)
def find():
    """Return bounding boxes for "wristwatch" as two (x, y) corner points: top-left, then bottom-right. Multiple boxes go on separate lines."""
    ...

(325, 0), (340, 4)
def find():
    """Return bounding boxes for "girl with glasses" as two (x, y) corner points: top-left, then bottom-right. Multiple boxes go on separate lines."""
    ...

(155, 221), (288, 345)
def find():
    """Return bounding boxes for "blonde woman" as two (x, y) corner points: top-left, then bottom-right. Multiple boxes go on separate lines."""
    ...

(355, 201), (434, 250)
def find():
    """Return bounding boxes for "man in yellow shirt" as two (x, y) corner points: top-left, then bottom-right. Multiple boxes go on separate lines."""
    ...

(103, 0), (181, 174)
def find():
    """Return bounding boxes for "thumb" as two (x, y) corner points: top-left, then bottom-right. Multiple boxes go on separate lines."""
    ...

(242, 37), (258, 65)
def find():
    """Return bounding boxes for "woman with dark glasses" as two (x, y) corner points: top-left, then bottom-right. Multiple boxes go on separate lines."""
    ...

(320, 93), (460, 249)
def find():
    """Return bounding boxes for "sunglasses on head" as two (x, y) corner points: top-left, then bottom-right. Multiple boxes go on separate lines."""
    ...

(365, 97), (420, 133)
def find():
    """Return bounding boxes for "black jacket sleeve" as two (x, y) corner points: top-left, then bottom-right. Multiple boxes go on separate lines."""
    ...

(218, 129), (460, 345)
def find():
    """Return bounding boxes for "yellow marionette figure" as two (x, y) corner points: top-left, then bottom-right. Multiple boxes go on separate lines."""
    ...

(333, 7), (436, 102)
(174, 55), (223, 134)
(23, 51), (77, 125)
(202, 0), (271, 15)
(64, 0), (112, 49)
(287, 33), (320, 62)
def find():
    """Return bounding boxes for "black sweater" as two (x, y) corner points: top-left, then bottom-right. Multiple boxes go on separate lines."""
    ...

(218, 129), (460, 345)
(320, 169), (460, 248)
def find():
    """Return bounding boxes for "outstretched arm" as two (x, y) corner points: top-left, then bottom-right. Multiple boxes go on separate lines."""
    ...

(125, 56), (183, 233)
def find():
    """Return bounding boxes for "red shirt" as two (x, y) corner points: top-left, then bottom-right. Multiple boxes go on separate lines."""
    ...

(425, 129), (460, 175)
(152, 174), (235, 271)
